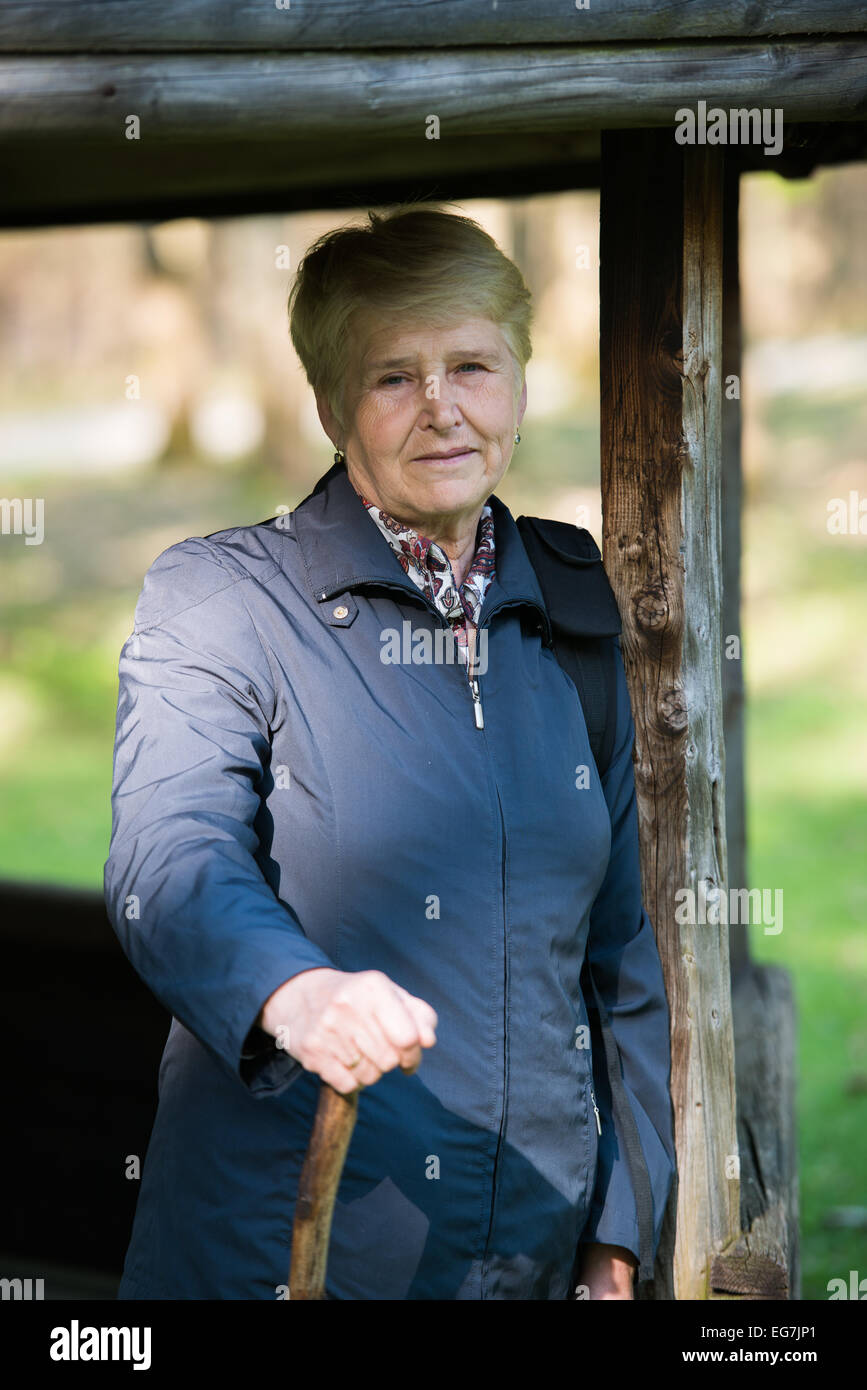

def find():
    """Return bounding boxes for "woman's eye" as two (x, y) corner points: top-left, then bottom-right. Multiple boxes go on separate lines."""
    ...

(379, 364), (484, 386)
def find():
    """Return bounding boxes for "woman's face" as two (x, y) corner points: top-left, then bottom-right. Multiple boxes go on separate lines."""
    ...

(317, 313), (527, 534)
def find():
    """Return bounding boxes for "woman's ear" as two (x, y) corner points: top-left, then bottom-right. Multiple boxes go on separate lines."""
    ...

(315, 389), (344, 452)
(517, 376), (528, 428)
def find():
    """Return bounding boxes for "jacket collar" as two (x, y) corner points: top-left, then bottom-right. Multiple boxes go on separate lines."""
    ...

(291, 459), (551, 639)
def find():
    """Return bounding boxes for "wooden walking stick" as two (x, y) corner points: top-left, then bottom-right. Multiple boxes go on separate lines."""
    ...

(288, 1082), (359, 1299)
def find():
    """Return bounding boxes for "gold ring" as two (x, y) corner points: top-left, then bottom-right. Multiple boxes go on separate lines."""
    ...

(347, 1054), (363, 1069)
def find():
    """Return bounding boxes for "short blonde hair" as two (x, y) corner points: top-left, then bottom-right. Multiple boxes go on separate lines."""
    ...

(288, 205), (533, 427)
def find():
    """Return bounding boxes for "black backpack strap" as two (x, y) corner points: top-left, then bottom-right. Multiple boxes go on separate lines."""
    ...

(518, 514), (656, 1284)
(551, 634), (620, 782)
(515, 515), (621, 778)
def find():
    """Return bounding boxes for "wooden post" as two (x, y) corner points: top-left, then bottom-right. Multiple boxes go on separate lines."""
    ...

(718, 166), (799, 1303)
(721, 164), (750, 984)
(600, 129), (740, 1299)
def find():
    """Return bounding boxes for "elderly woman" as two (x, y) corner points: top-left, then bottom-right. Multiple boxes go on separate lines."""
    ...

(105, 207), (675, 1301)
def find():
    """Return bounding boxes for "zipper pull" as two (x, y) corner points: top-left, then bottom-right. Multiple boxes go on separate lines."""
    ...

(470, 676), (484, 730)
(590, 1089), (602, 1135)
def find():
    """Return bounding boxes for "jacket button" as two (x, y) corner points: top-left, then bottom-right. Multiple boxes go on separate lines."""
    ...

(332, 604), (349, 619)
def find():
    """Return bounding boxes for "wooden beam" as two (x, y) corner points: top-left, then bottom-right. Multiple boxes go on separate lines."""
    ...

(600, 130), (740, 1300)
(3, 124), (862, 230)
(2, 42), (863, 223)
(0, 131), (600, 228)
(2, 1), (866, 51)
(1, 41), (865, 145)
(732, 118), (867, 178)
(0, 881), (170, 1277)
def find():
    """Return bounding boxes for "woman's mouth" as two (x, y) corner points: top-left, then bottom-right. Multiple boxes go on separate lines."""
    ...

(413, 448), (477, 463)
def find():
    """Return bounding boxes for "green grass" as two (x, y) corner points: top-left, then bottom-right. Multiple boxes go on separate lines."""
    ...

(746, 685), (867, 1299)
(0, 731), (114, 886)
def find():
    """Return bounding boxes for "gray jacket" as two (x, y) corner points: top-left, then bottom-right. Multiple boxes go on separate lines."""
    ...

(105, 458), (675, 1300)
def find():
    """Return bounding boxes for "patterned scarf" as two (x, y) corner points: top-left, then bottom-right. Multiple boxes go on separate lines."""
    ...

(358, 491), (496, 665)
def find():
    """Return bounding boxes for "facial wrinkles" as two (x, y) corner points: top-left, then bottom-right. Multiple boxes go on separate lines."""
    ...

(367, 367), (507, 458)
(335, 318), (523, 536)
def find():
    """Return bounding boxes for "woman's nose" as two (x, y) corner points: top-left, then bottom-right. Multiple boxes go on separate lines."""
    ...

(418, 377), (463, 427)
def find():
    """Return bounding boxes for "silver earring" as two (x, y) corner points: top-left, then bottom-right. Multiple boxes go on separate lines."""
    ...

(334, 449), (346, 465)
(514, 431), (521, 445)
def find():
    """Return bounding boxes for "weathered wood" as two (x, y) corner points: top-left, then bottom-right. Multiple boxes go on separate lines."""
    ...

(2, 41), (863, 224)
(719, 171), (798, 1300)
(2, 0), (865, 51)
(600, 130), (740, 1300)
(0, 131), (601, 228)
(0, 882), (169, 1277)
(724, 963), (799, 1298)
(710, 1243), (789, 1298)
(3, 124), (862, 230)
(735, 119), (867, 179)
(1, 41), (865, 144)
(289, 1084), (359, 1300)
(721, 166), (750, 983)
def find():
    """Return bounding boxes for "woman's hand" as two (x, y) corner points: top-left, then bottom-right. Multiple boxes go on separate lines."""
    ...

(577, 1243), (637, 1300)
(258, 967), (438, 1094)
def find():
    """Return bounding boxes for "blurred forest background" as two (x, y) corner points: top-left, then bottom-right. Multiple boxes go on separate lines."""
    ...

(0, 171), (864, 1297)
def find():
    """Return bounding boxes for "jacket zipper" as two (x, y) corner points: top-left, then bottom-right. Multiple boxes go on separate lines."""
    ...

(480, 784), (508, 1277)
(320, 578), (537, 733)
(470, 673), (484, 729)
(464, 594), (542, 734)
(329, 578), (488, 731)
(590, 1087), (602, 1135)
(444, 610), (484, 730)
(384, 594), (502, 1265)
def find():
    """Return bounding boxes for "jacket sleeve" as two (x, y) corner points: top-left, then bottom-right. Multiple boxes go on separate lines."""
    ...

(103, 537), (337, 1097)
(577, 638), (676, 1264)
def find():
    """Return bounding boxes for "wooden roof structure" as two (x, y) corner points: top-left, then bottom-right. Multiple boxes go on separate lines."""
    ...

(2, 0), (864, 1301)
(0, 1), (864, 224)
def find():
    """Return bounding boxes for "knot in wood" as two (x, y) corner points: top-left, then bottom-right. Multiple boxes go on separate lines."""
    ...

(634, 585), (669, 632)
(659, 687), (687, 734)
(616, 533), (643, 562)
(703, 881), (721, 914)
